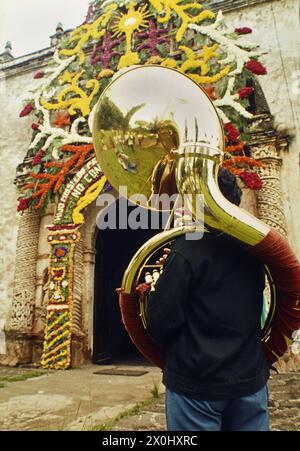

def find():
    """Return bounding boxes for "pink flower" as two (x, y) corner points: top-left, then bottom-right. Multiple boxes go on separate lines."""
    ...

(34, 71), (45, 79)
(224, 123), (240, 142)
(19, 103), (34, 117)
(31, 123), (40, 130)
(235, 27), (252, 34)
(32, 149), (44, 166)
(240, 171), (263, 190)
(245, 59), (267, 75)
(238, 87), (254, 99)
(17, 198), (30, 212)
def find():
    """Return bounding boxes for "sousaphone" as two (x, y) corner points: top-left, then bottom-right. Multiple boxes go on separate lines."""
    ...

(93, 66), (300, 368)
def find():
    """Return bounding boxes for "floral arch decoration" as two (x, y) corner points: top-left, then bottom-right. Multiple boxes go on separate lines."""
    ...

(41, 158), (106, 369)
(17, 0), (268, 368)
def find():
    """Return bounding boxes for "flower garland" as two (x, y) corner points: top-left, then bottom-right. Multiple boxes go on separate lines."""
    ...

(17, 0), (268, 213)
(41, 225), (80, 369)
(54, 157), (103, 224)
(72, 175), (107, 225)
(162, 44), (231, 85)
(112, 0), (152, 69)
(59, 3), (118, 63)
(40, 70), (100, 117)
(21, 144), (95, 209)
(149, 0), (215, 42)
(188, 11), (265, 76)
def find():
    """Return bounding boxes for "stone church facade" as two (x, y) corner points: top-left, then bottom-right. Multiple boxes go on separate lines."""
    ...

(0, 0), (299, 369)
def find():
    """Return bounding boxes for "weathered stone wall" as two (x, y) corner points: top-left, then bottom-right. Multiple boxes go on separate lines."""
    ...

(222, 0), (300, 257)
(0, 67), (39, 355)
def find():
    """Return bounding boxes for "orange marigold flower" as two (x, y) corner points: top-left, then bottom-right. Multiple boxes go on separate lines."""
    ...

(204, 85), (217, 101)
(53, 112), (71, 128)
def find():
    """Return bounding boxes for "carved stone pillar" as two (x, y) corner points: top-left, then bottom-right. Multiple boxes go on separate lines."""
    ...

(82, 242), (97, 358)
(81, 207), (98, 359)
(251, 141), (288, 236)
(250, 121), (300, 371)
(5, 209), (40, 364)
(71, 237), (86, 366)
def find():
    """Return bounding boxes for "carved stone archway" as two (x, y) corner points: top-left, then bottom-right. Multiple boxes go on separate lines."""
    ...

(249, 114), (289, 236)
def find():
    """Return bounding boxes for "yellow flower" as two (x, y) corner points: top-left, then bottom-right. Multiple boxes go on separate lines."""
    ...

(98, 69), (115, 79)
(161, 58), (177, 68)
(118, 51), (140, 69)
(149, 0), (215, 42)
(112, 1), (151, 37)
(189, 66), (231, 84)
(112, 1), (151, 69)
(146, 56), (164, 65)
(73, 176), (107, 225)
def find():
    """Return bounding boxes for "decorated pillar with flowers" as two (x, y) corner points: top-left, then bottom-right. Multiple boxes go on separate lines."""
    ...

(41, 158), (106, 369)
(41, 225), (80, 369)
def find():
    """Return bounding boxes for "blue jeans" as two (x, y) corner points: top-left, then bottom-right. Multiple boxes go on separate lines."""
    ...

(166, 385), (269, 431)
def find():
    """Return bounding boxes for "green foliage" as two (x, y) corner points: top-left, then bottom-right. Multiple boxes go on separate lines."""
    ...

(150, 382), (160, 399)
(227, 32), (239, 40)
(139, 50), (149, 64)
(0, 371), (44, 388)
(216, 78), (228, 98)
(96, 97), (125, 130)
(93, 385), (162, 431)
(31, 164), (42, 174)
(156, 44), (168, 57)
(194, 33), (206, 47)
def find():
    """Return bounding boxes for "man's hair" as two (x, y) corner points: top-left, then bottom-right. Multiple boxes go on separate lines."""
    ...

(218, 168), (242, 206)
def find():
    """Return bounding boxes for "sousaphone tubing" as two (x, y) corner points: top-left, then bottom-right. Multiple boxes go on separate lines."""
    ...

(93, 66), (300, 368)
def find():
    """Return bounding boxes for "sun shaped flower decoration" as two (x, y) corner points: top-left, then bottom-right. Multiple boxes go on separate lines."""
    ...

(112, 0), (152, 69)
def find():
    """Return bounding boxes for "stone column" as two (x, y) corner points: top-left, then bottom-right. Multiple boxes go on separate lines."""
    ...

(251, 141), (288, 236)
(79, 213), (97, 361)
(71, 237), (86, 366)
(5, 209), (40, 365)
(82, 241), (97, 358)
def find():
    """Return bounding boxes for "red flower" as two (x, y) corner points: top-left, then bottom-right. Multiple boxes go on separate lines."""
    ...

(245, 59), (267, 75)
(31, 122), (40, 130)
(240, 171), (263, 190)
(17, 198), (31, 212)
(224, 123), (240, 142)
(34, 71), (45, 79)
(238, 87), (254, 99)
(19, 103), (34, 117)
(32, 149), (44, 166)
(235, 27), (252, 34)
(54, 269), (64, 279)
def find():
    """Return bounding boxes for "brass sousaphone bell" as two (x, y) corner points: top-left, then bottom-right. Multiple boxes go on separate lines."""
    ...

(93, 66), (300, 368)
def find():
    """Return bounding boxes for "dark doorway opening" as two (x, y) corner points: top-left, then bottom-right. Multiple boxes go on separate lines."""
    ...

(93, 198), (164, 365)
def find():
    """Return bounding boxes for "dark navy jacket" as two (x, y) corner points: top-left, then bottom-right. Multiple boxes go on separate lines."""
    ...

(146, 233), (270, 400)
